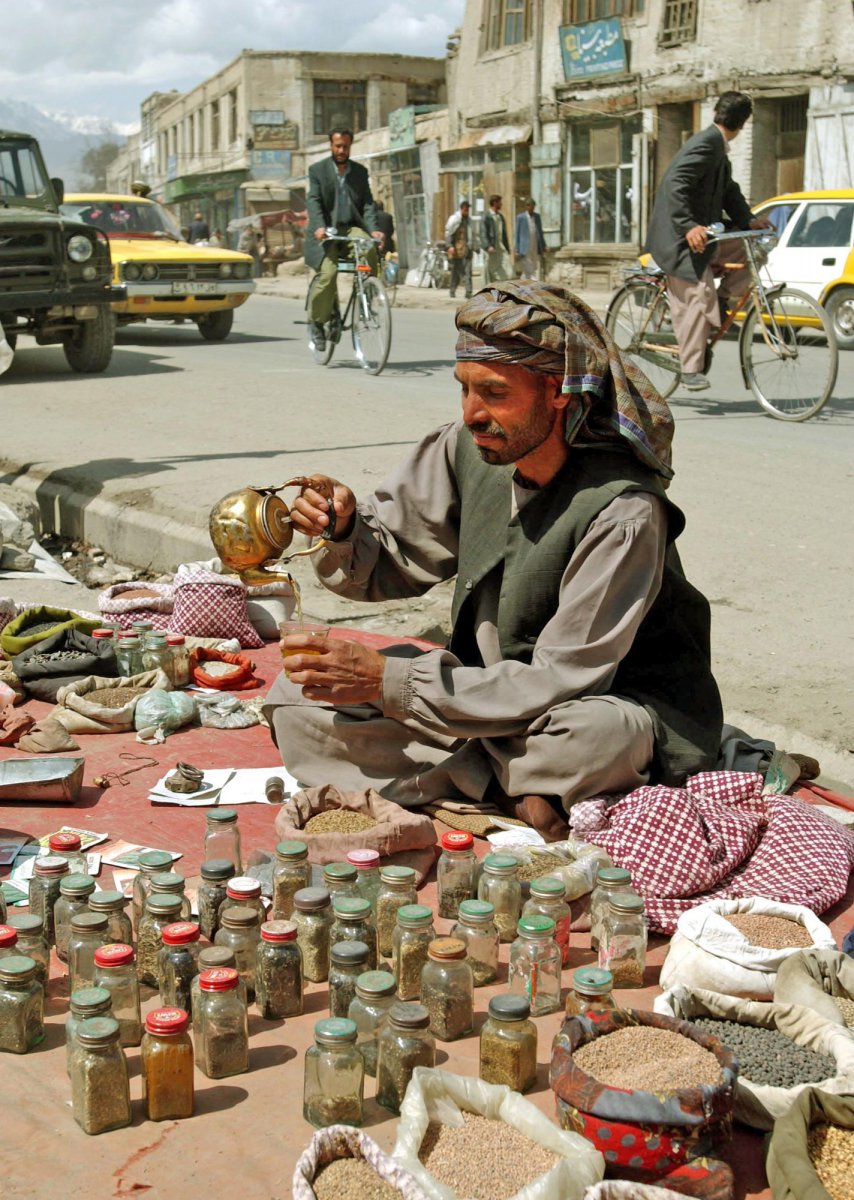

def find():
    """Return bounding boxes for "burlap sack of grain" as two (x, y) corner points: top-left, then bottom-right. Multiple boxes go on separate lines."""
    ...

(292, 1125), (429, 1200)
(654, 986), (854, 1130)
(52, 669), (172, 734)
(275, 784), (437, 865)
(774, 950), (854, 1027)
(659, 898), (836, 1000)
(393, 1067), (604, 1200)
(765, 1087), (854, 1200)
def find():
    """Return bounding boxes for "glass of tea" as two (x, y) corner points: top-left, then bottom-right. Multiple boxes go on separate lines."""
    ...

(278, 621), (330, 677)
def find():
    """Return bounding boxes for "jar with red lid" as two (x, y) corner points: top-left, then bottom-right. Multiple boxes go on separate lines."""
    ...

(141, 1007), (194, 1119)
(216, 876), (266, 926)
(165, 633), (190, 687)
(92, 628), (115, 640)
(195, 967), (248, 1078)
(347, 848), (381, 911)
(436, 831), (477, 919)
(255, 920), (303, 1019)
(157, 922), (201, 1012)
(0, 925), (18, 963)
(28, 856), (69, 947)
(47, 832), (87, 875)
(93, 944), (142, 1046)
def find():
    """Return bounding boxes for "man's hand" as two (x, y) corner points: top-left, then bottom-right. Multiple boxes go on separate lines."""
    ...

(313, 227), (328, 242)
(685, 224), (708, 253)
(371, 231), (384, 244)
(487, 245), (495, 253)
(749, 216), (773, 230)
(289, 474), (357, 541)
(283, 636), (386, 704)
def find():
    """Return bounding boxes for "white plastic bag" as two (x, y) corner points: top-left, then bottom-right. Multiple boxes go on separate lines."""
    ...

(392, 1067), (604, 1200)
(582, 1185), (686, 1200)
(659, 897), (836, 999)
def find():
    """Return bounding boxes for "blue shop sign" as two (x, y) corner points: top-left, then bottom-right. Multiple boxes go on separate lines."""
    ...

(560, 18), (627, 80)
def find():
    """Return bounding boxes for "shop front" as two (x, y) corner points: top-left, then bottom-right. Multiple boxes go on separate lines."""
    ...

(161, 169), (250, 240)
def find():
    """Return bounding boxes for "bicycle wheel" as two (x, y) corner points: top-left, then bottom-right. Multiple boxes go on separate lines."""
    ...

(606, 279), (681, 400)
(352, 276), (392, 374)
(305, 277), (335, 366)
(739, 287), (838, 421)
(382, 261), (398, 306)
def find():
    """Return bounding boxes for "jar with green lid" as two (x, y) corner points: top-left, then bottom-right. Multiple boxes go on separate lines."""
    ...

(131, 619), (154, 639)
(28, 856), (69, 947)
(132, 849), (173, 935)
(141, 630), (172, 674)
(67, 986), (112, 1073)
(256, 920), (303, 1019)
(449, 900), (499, 986)
(204, 808), (242, 874)
(216, 876), (266, 926)
(330, 896), (377, 970)
(348, 969), (397, 1076)
(322, 861), (359, 902)
(7, 915), (49, 993)
(421, 938), (474, 1041)
(215, 906), (262, 1001)
(93, 945), (142, 1047)
(437, 831), (477, 919)
(0, 955), (44, 1053)
(329, 941), (370, 1020)
(376, 1001), (435, 1115)
(347, 849), (381, 911)
(191, 946), (245, 1028)
(564, 966), (616, 1018)
(47, 832), (88, 875)
(292, 887), (333, 983)
(304, 1017), (364, 1128)
(271, 841), (312, 920)
(165, 633), (190, 687)
(158, 922), (201, 1010)
(523, 876), (571, 966)
(195, 967), (248, 1079)
(197, 858), (234, 940)
(141, 1006), (194, 1120)
(376, 866), (417, 958)
(391, 905), (435, 1001)
(116, 635), (143, 677)
(477, 854), (522, 943)
(589, 866), (633, 950)
(479, 993), (537, 1092)
(88, 889), (133, 947)
(149, 871), (192, 920)
(599, 892), (647, 987)
(54, 873), (97, 963)
(68, 911), (110, 993)
(137, 893), (184, 986)
(70, 1016), (131, 1134)
(508, 915), (562, 1016)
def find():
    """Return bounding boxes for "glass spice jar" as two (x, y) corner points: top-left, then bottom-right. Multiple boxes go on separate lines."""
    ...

(137, 894), (184, 987)
(217, 876), (266, 926)
(158, 922), (201, 1011)
(70, 1016), (131, 1135)
(132, 849), (173, 936)
(271, 841), (312, 920)
(292, 887), (333, 984)
(437, 831), (477, 919)
(116, 635), (143, 677)
(149, 871), (192, 920)
(215, 906), (262, 1001)
(449, 900), (499, 987)
(88, 889), (133, 947)
(330, 896), (378, 970)
(255, 920), (303, 1019)
(191, 946), (245, 1028)
(322, 861), (360, 902)
(48, 832), (88, 875)
(523, 876), (572, 966)
(391, 904), (435, 1001)
(29, 855), (69, 947)
(477, 854), (522, 943)
(0, 925), (18, 962)
(131, 619), (154, 639)
(479, 993), (538, 1093)
(204, 809), (242, 874)
(141, 1007), (194, 1120)
(376, 1001), (436, 1115)
(165, 634), (190, 687)
(93, 944), (142, 1047)
(197, 858), (234, 940)
(142, 630), (172, 674)
(67, 986), (113, 1074)
(0, 955), (44, 1054)
(68, 911), (110, 993)
(6, 915), (49, 993)
(421, 938), (474, 1042)
(376, 866), (418, 958)
(54, 873), (97, 963)
(347, 848), (381, 911)
(564, 966), (616, 1018)
(329, 941), (370, 1020)
(194, 967), (249, 1078)
(348, 969), (397, 1077)
(589, 866), (633, 951)
(508, 915), (562, 1017)
(599, 892), (647, 988)
(303, 1017), (364, 1128)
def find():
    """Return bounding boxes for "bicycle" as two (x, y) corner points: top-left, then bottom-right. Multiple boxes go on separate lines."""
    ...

(378, 249), (399, 306)
(606, 224), (839, 421)
(417, 240), (449, 290)
(305, 232), (392, 375)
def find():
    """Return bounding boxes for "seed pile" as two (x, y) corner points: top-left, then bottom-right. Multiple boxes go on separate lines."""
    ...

(23, 622), (62, 637)
(724, 913), (813, 948)
(201, 661), (242, 678)
(515, 853), (568, 882)
(304, 810), (377, 834)
(419, 1112), (559, 1199)
(312, 1159), (403, 1200)
(573, 1025), (723, 1092)
(691, 1017), (835, 1086)
(833, 995), (854, 1028)
(807, 1123), (854, 1199)
(27, 650), (89, 666)
(85, 687), (145, 709)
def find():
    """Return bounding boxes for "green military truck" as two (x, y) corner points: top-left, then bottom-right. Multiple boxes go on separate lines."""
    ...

(0, 129), (123, 373)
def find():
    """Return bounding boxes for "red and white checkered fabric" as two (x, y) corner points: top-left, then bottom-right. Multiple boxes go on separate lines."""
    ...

(97, 582), (175, 630)
(171, 567), (263, 649)
(572, 771), (854, 934)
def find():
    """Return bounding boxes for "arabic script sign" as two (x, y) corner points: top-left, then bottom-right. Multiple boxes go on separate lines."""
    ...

(560, 18), (627, 81)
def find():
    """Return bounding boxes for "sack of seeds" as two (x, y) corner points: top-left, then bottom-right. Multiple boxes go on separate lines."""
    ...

(775, 950), (854, 1029)
(293, 1124), (430, 1200)
(654, 986), (854, 1130)
(0, 605), (100, 657)
(582, 1183), (707, 1200)
(766, 1086), (854, 1200)
(52, 669), (172, 734)
(659, 898), (836, 999)
(393, 1066), (604, 1200)
(13, 627), (118, 702)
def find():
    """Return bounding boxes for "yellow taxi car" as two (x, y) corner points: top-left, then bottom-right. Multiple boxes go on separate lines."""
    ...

(60, 193), (255, 340)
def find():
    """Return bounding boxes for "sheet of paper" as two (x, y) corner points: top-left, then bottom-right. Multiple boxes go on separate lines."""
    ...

(0, 538), (79, 583)
(110, 867), (136, 899)
(1, 880), (30, 906)
(36, 826), (109, 851)
(102, 841), (183, 869)
(0, 837), (30, 867)
(148, 766), (299, 807)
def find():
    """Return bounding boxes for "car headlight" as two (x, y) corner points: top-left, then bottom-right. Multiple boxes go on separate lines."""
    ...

(219, 262), (233, 278)
(233, 262), (250, 280)
(67, 234), (94, 263)
(141, 263), (158, 281)
(123, 262), (142, 281)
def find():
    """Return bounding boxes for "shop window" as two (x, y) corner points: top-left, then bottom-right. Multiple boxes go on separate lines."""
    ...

(313, 80), (367, 137)
(659, 0), (697, 46)
(562, 0), (642, 21)
(210, 99), (220, 151)
(229, 89), (239, 145)
(484, 0), (533, 50)
(567, 116), (640, 244)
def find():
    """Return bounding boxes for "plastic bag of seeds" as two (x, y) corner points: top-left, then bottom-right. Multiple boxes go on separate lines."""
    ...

(654, 986), (854, 1130)
(293, 1124), (430, 1200)
(393, 1066), (604, 1200)
(52, 669), (173, 734)
(766, 1086), (854, 1200)
(660, 898), (836, 1000)
(775, 950), (854, 1029)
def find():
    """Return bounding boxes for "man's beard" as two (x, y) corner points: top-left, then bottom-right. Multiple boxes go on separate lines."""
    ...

(467, 409), (555, 466)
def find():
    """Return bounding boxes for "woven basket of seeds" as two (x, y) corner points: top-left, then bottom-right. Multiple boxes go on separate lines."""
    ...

(293, 1124), (430, 1200)
(52, 669), (172, 734)
(766, 1086), (854, 1200)
(775, 949), (854, 1029)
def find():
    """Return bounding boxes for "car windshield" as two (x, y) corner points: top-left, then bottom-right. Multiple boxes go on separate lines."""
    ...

(0, 141), (51, 202)
(60, 199), (184, 240)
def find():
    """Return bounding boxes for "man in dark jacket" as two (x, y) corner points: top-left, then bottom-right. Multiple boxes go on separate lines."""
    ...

(483, 194), (511, 284)
(646, 91), (770, 391)
(187, 212), (210, 243)
(305, 126), (380, 349)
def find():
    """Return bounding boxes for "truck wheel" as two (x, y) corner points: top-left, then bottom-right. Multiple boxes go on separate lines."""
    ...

(197, 310), (234, 341)
(63, 308), (115, 373)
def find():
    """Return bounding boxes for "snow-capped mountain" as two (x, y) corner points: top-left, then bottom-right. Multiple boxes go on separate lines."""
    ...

(0, 99), (132, 187)
(44, 110), (138, 139)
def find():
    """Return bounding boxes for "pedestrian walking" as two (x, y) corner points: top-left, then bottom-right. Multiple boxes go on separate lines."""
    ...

(514, 198), (546, 280)
(445, 200), (478, 299)
(188, 211), (210, 243)
(482, 194), (512, 285)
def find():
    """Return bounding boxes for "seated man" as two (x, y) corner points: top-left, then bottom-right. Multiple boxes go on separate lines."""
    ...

(265, 282), (723, 839)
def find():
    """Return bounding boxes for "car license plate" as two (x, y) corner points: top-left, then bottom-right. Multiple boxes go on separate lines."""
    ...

(171, 281), (219, 295)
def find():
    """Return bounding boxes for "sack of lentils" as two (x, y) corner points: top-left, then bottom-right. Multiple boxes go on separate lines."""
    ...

(654, 986), (854, 1130)
(52, 669), (173, 734)
(293, 1124), (430, 1200)
(766, 1087), (854, 1200)
(775, 950), (854, 1030)
(550, 1009), (736, 1191)
(0, 606), (100, 657)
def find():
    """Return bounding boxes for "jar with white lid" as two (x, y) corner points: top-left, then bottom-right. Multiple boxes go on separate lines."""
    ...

(347, 848), (381, 911)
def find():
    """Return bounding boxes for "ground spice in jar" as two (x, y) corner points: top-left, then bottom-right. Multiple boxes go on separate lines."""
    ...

(312, 1159), (404, 1200)
(85, 686), (146, 708)
(292, 887), (332, 983)
(420, 939), (473, 1042)
(690, 1017), (835, 1087)
(376, 1002), (435, 1115)
(573, 1025), (724, 1092)
(723, 912), (813, 948)
(479, 994), (537, 1093)
(418, 1112), (560, 1200)
(515, 852), (569, 882)
(71, 1016), (132, 1135)
(304, 810), (377, 834)
(833, 996), (854, 1028)
(255, 921), (303, 1019)
(141, 1007), (194, 1120)
(807, 1122), (854, 1199)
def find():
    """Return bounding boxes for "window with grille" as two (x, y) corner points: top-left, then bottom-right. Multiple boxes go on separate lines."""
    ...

(313, 81), (367, 137)
(210, 99), (220, 151)
(659, 0), (697, 45)
(567, 116), (640, 244)
(562, 0), (641, 21)
(484, 0), (533, 50)
(229, 89), (239, 145)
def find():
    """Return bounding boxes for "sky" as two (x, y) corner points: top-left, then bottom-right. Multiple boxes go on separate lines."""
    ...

(1, 0), (467, 128)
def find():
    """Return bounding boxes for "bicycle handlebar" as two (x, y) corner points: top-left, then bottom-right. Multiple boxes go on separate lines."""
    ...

(704, 223), (777, 244)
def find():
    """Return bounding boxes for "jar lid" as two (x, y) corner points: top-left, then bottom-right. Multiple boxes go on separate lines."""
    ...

(0, 925), (18, 948)
(483, 853), (519, 875)
(573, 967), (613, 995)
(458, 899), (495, 922)
(131, 620), (153, 630)
(60, 872), (96, 896)
(92, 629), (114, 639)
(88, 889), (126, 911)
(94, 943), (134, 968)
(206, 808), (238, 825)
(293, 886), (331, 912)
(396, 904), (433, 928)
(517, 914), (555, 938)
(355, 969), (397, 998)
(143, 631), (167, 645)
(0, 954), (36, 982)
(597, 866), (632, 885)
(389, 1001), (430, 1030)
(199, 946), (236, 969)
(529, 876), (567, 898)
(7, 914), (43, 935)
(200, 857), (235, 880)
(276, 840), (308, 862)
(145, 894), (184, 916)
(70, 986), (112, 1013)
(347, 848), (380, 870)
(332, 896), (371, 920)
(150, 871), (186, 891)
(70, 911), (109, 933)
(379, 865), (416, 884)
(162, 922), (200, 945)
(488, 993), (531, 1022)
(331, 940), (369, 965)
(260, 920), (298, 943)
(146, 1006), (190, 1035)
(609, 891), (645, 913)
(138, 850), (173, 871)
(314, 1017), (357, 1046)
(34, 855), (69, 876)
(76, 1015), (120, 1045)
(440, 831), (474, 852)
(49, 832), (82, 852)
(226, 876), (261, 898)
(323, 861), (357, 881)
(427, 937), (467, 961)
(120, 636), (141, 648)
(165, 634), (185, 645)
(199, 967), (240, 992)
(220, 905), (259, 928)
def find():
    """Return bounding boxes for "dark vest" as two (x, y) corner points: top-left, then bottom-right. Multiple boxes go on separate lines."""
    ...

(449, 433), (722, 785)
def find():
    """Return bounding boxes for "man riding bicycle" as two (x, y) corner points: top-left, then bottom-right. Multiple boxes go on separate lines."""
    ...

(646, 92), (771, 392)
(306, 125), (382, 351)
